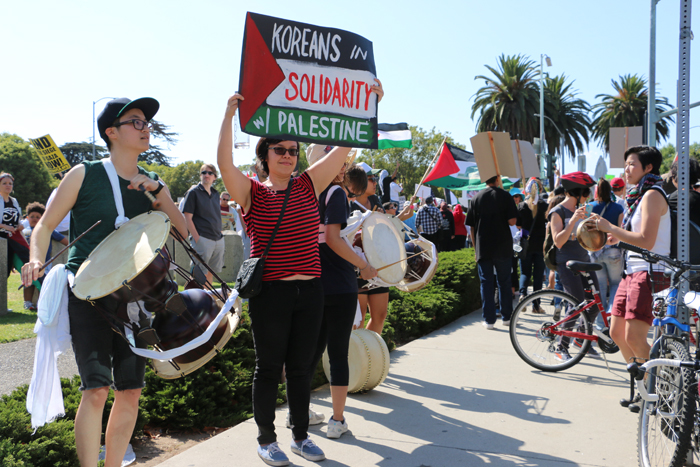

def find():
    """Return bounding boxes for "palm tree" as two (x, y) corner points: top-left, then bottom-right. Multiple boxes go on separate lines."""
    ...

(543, 75), (591, 163)
(591, 74), (673, 151)
(471, 54), (540, 141)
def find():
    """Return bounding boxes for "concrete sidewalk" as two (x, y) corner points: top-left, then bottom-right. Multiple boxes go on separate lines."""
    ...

(158, 310), (639, 467)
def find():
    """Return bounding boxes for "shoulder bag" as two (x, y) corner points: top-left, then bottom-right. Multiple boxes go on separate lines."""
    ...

(235, 179), (294, 298)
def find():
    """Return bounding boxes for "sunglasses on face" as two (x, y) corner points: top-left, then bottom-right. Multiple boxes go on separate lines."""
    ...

(367, 177), (377, 183)
(201, 171), (216, 176)
(114, 119), (152, 131)
(269, 147), (299, 157)
(221, 197), (230, 201)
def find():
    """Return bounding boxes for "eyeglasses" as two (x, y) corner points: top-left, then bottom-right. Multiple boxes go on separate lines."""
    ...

(269, 147), (299, 157)
(221, 197), (230, 201)
(201, 171), (216, 176)
(367, 177), (377, 183)
(113, 119), (152, 131)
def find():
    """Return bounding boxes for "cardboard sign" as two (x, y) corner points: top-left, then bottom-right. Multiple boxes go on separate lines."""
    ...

(238, 12), (378, 148)
(469, 132), (516, 182)
(414, 184), (432, 199)
(29, 135), (70, 173)
(609, 126), (643, 169)
(510, 140), (540, 180)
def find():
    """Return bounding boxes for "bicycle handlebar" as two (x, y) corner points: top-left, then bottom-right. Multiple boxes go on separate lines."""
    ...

(618, 242), (700, 272)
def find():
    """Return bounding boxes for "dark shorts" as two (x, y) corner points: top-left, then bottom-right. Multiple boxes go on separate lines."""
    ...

(357, 279), (389, 295)
(68, 290), (147, 391)
(611, 271), (671, 326)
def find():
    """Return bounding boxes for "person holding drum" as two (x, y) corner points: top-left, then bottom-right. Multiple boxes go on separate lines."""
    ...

(591, 146), (670, 367)
(21, 97), (187, 467)
(217, 81), (383, 466)
(306, 145), (377, 440)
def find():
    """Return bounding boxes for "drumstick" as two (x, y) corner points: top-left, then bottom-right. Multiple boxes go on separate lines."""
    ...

(139, 185), (161, 208)
(376, 251), (424, 272)
(18, 220), (102, 290)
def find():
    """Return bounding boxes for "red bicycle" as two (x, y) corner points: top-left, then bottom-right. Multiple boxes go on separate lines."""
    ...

(509, 260), (620, 371)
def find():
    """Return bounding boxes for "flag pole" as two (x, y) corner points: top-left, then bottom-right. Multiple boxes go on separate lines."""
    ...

(409, 136), (447, 206)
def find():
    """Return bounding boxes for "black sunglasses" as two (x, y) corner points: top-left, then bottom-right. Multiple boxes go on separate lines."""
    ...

(201, 171), (216, 176)
(269, 147), (299, 157)
(114, 119), (152, 131)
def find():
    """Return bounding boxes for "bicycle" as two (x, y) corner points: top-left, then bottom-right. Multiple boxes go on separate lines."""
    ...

(509, 259), (620, 371)
(619, 242), (700, 467)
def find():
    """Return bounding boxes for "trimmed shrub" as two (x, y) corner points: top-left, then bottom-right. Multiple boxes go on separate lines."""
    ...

(0, 249), (481, 464)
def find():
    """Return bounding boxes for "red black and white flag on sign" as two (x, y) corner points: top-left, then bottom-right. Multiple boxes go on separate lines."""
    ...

(238, 12), (379, 148)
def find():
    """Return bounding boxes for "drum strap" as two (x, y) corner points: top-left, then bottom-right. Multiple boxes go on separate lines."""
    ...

(102, 159), (130, 229)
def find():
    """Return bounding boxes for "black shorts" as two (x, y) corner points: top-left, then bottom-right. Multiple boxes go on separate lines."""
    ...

(357, 279), (389, 295)
(68, 290), (146, 391)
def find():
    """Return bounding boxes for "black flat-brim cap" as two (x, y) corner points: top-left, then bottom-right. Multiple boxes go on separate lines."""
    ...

(97, 97), (159, 143)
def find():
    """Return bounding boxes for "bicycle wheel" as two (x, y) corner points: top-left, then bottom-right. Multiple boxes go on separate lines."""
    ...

(510, 289), (592, 371)
(638, 339), (695, 467)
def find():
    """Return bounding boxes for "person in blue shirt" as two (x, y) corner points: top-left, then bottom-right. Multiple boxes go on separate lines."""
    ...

(589, 178), (625, 312)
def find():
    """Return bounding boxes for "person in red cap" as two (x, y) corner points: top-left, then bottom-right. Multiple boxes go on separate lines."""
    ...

(548, 171), (600, 362)
(21, 97), (187, 467)
(610, 177), (626, 209)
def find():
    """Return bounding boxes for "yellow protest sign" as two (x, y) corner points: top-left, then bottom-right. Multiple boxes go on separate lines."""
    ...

(29, 135), (71, 174)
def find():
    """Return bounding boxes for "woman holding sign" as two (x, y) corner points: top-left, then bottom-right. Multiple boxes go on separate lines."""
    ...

(217, 81), (383, 467)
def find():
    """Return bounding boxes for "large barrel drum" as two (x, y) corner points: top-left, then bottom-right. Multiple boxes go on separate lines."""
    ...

(322, 329), (390, 393)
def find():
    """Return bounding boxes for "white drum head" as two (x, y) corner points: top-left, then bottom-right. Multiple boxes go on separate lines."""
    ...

(73, 211), (171, 300)
(361, 213), (407, 284)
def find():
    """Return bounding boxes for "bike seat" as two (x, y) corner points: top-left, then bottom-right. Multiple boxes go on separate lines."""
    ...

(566, 261), (603, 272)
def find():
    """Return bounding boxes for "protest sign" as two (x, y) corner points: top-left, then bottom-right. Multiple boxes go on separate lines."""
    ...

(470, 132), (516, 183)
(609, 126), (643, 169)
(29, 135), (70, 174)
(414, 184), (432, 199)
(238, 12), (378, 148)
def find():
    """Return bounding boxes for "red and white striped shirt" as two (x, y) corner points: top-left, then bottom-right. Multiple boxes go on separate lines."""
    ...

(244, 172), (321, 280)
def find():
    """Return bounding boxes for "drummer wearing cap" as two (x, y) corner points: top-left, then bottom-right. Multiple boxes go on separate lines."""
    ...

(217, 80), (383, 466)
(21, 97), (187, 467)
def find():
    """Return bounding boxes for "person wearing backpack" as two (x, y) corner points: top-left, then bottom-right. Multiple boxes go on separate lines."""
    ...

(591, 146), (670, 368)
(549, 172), (601, 362)
(589, 178), (624, 313)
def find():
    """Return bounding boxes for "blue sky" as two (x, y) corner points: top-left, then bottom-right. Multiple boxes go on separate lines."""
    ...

(1, 0), (698, 177)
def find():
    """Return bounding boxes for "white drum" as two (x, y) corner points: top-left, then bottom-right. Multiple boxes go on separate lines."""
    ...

(322, 328), (390, 393)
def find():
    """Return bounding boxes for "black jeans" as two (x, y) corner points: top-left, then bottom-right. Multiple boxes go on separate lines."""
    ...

(311, 293), (357, 387)
(249, 278), (324, 445)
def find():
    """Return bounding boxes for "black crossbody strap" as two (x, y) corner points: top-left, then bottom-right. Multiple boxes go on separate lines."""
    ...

(261, 179), (294, 259)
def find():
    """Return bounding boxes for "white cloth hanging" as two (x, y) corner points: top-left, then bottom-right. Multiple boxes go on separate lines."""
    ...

(102, 158), (129, 228)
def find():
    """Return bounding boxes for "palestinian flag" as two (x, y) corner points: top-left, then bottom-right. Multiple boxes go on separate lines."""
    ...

(423, 142), (515, 191)
(378, 123), (412, 149)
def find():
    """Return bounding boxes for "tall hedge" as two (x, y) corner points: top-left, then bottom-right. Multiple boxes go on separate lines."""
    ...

(0, 249), (481, 466)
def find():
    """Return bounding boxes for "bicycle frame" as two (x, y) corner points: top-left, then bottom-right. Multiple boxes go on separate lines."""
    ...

(544, 270), (612, 344)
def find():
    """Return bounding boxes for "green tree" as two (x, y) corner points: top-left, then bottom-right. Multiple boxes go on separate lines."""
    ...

(591, 74), (673, 151)
(471, 54), (540, 142)
(0, 133), (57, 209)
(140, 160), (204, 201)
(358, 126), (463, 198)
(659, 142), (700, 174)
(59, 142), (107, 166)
(543, 74), (591, 162)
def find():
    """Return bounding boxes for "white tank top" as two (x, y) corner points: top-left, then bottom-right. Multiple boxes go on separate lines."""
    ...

(626, 189), (671, 274)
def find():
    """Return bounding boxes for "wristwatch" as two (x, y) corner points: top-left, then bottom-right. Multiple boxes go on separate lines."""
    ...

(150, 180), (165, 196)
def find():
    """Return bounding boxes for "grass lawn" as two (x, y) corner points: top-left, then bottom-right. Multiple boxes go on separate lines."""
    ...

(0, 272), (38, 343)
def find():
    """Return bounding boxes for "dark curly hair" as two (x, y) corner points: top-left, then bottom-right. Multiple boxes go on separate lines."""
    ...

(26, 202), (46, 216)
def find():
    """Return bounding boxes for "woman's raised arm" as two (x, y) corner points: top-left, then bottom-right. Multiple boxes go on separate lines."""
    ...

(217, 94), (252, 212)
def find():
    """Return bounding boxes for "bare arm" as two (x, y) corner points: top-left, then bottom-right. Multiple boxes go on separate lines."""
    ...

(184, 212), (199, 243)
(595, 191), (666, 250)
(325, 224), (377, 279)
(551, 207), (586, 249)
(128, 174), (188, 238)
(217, 94), (252, 212)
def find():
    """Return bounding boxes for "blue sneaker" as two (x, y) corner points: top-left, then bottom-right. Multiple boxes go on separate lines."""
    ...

(257, 442), (290, 466)
(291, 436), (326, 462)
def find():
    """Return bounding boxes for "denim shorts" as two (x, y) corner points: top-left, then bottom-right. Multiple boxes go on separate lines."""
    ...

(68, 290), (146, 391)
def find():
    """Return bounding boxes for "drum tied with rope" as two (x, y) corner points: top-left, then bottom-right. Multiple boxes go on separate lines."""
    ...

(72, 211), (241, 379)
